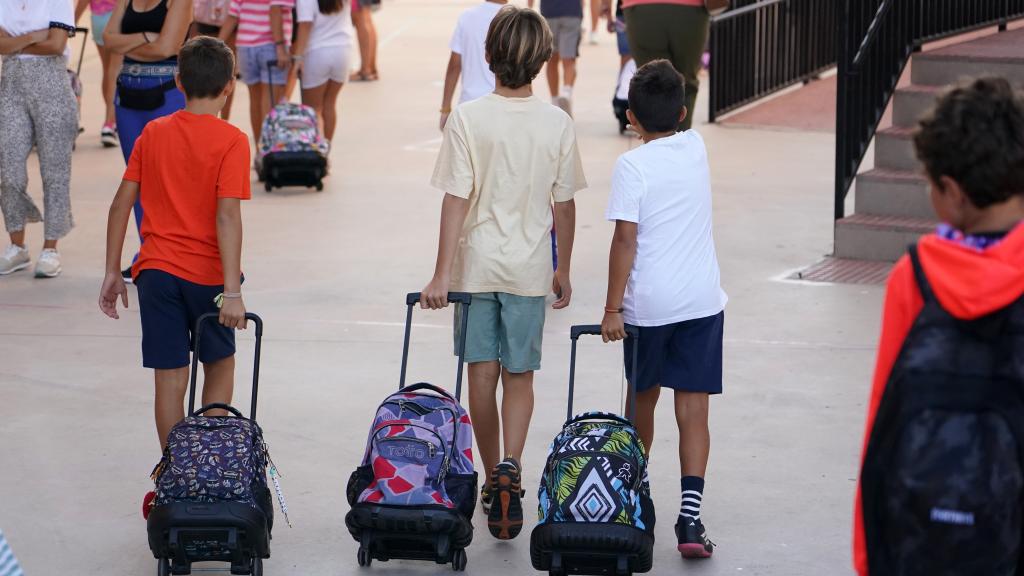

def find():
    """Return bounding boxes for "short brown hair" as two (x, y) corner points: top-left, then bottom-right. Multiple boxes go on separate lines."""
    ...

(485, 6), (552, 90)
(178, 36), (235, 100)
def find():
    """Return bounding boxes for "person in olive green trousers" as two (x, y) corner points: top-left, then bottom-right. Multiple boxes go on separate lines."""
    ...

(623, 0), (708, 131)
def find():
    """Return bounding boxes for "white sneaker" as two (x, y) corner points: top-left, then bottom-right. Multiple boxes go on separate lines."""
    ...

(554, 95), (573, 118)
(0, 244), (30, 275)
(34, 249), (62, 278)
(588, 30), (599, 45)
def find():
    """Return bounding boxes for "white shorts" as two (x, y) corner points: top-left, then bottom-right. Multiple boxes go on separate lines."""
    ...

(301, 45), (353, 88)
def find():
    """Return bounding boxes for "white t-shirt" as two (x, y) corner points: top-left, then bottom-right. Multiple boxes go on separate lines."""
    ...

(432, 94), (587, 297)
(605, 130), (727, 326)
(449, 1), (502, 104)
(296, 0), (353, 51)
(0, 0), (74, 60)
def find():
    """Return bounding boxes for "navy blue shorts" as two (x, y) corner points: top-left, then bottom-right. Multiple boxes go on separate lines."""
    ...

(624, 312), (724, 394)
(136, 269), (235, 370)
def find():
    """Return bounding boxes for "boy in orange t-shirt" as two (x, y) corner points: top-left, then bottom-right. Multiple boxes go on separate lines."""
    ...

(98, 37), (251, 458)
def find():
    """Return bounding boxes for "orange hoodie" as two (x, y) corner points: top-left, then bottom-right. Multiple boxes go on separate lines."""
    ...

(853, 223), (1024, 576)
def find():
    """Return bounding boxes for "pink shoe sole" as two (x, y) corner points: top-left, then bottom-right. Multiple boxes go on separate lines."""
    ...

(678, 543), (713, 559)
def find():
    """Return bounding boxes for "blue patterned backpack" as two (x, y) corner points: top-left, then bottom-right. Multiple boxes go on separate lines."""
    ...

(531, 326), (655, 576)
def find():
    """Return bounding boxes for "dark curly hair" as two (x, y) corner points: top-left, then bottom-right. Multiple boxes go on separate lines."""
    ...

(485, 6), (552, 90)
(628, 60), (686, 133)
(914, 76), (1024, 208)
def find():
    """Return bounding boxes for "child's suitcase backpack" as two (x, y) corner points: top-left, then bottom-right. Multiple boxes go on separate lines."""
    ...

(860, 245), (1024, 576)
(258, 61), (328, 192)
(345, 292), (477, 572)
(147, 313), (281, 576)
(531, 325), (655, 576)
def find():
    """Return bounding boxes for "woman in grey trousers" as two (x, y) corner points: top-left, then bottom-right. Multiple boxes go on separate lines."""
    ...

(0, 0), (79, 278)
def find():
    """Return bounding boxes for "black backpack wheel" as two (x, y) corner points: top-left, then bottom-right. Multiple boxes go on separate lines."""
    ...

(264, 182), (273, 193)
(357, 546), (373, 567)
(451, 548), (467, 572)
(315, 181), (324, 192)
(250, 556), (263, 576)
(157, 558), (170, 576)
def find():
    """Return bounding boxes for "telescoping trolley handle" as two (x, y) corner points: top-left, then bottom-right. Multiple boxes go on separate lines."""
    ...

(188, 312), (264, 420)
(400, 292), (473, 401)
(567, 324), (640, 423)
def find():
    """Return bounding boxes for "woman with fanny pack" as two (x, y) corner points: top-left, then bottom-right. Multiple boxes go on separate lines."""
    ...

(0, 0), (79, 279)
(103, 0), (191, 279)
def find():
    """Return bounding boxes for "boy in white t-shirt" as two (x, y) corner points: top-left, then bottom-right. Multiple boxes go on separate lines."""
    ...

(422, 5), (585, 541)
(438, 0), (506, 131)
(601, 59), (727, 561)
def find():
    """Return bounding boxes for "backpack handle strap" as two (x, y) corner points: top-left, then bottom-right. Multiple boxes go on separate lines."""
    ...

(908, 244), (936, 303)
(564, 411), (634, 429)
(191, 402), (246, 419)
(395, 382), (458, 403)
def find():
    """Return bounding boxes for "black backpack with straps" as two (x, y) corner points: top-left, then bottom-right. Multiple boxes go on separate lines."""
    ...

(861, 244), (1024, 575)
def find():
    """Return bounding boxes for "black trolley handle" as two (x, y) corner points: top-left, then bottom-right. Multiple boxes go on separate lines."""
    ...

(74, 28), (89, 75)
(188, 312), (264, 420)
(399, 292), (473, 401)
(567, 324), (640, 423)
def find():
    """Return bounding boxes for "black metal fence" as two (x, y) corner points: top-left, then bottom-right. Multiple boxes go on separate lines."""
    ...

(708, 0), (837, 122)
(835, 0), (1024, 219)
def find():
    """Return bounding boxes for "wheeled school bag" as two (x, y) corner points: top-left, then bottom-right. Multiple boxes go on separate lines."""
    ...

(258, 61), (328, 192)
(861, 245), (1024, 576)
(147, 313), (278, 576)
(531, 325), (655, 576)
(345, 292), (477, 571)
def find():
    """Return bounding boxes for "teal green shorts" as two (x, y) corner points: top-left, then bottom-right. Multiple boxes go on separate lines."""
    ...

(455, 292), (546, 373)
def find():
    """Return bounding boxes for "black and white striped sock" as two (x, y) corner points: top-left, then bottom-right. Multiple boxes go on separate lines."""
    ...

(680, 476), (705, 523)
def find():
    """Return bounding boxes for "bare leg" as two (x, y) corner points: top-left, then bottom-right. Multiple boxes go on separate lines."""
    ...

(469, 361), (501, 484)
(562, 57), (577, 89)
(365, 11), (379, 76)
(351, 10), (370, 77)
(626, 385), (661, 457)
(248, 82), (265, 145)
(154, 367), (190, 448)
(499, 368), (534, 465)
(9, 230), (25, 247)
(546, 53), (560, 98)
(43, 239), (56, 250)
(321, 80), (344, 141)
(97, 45), (122, 127)
(222, 34), (238, 120)
(200, 355), (236, 416)
(590, 0), (601, 32)
(676, 391), (710, 477)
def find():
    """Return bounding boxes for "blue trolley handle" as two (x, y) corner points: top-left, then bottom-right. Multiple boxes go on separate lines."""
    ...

(400, 292), (472, 401)
(567, 324), (640, 423)
(188, 312), (264, 420)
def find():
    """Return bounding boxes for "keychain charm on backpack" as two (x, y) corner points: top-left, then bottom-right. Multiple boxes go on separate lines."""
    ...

(270, 465), (291, 528)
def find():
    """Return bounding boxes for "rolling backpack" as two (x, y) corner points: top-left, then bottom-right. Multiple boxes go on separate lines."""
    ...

(257, 61), (328, 192)
(345, 292), (476, 572)
(531, 325), (655, 576)
(861, 245), (1024, 575)
(148, 313), (281, 576)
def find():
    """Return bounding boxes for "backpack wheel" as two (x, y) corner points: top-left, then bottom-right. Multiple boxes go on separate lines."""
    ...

(451, 548), (467, 572)
(615, 554), (630, 576)
(315, 181), (324, 192)
(250, 556), (263, 576)
(264, 182), (273, 193)
(157, 558), (170, 576)
(357, 546), (373, 567)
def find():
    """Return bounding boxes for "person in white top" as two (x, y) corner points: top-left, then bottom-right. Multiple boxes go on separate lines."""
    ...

(0, 0), (79, 278)
(600, 60), (726, 560)
(291, 0), (352, 144)
(438, 0), (505, 131)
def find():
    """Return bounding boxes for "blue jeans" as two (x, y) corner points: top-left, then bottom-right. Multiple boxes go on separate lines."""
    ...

(115, 72), (186, 248)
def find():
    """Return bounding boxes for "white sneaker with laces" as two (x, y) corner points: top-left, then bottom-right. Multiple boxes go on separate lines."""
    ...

(34, 248), (62, 278)
(0, 244), (30, 275)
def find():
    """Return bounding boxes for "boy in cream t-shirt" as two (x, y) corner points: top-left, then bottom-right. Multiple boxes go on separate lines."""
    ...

(421, 5), (585, 542)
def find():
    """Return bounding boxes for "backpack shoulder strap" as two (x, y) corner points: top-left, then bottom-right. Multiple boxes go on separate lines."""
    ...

(908, 244), (936, 304)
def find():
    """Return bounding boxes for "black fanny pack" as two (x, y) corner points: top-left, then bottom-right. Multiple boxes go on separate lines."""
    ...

(117, 79), (177, 111)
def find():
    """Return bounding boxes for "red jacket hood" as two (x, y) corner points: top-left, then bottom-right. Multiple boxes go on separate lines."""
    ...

(918, 224), (1024, 319)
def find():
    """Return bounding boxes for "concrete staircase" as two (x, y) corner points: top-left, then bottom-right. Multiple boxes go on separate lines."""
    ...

(834, 28), (1024, 262)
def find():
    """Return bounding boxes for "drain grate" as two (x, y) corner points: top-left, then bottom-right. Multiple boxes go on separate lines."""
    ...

(790, 257), (894, 285)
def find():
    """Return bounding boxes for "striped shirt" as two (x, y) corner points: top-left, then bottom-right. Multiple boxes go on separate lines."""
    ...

(0, 530), (24, 576)
(229, 0), (295, 47)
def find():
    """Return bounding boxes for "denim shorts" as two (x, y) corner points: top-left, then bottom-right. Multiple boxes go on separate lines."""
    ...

(136, 269), (236, 370)
(624, 312), (724, 394)
(615, 17), (630, 56)
(454, 292), (547, 373)
(238, 43), (287, 85)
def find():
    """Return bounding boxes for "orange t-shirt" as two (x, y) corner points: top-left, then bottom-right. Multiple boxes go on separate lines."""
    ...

(124, 111), (251, 286)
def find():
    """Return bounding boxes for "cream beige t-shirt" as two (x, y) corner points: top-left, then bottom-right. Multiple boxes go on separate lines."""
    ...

(432, 93), (587, 297)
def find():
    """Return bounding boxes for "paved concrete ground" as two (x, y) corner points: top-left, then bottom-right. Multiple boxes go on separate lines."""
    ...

(0, 1), (879, 574)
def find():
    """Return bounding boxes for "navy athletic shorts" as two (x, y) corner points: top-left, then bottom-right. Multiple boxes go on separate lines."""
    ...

(136, 269), (235, 369)
(624, 311), (724, 394)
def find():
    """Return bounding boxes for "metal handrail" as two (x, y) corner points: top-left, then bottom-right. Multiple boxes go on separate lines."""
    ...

(711, 0), (786, 22)
(851, 0), (894, 69)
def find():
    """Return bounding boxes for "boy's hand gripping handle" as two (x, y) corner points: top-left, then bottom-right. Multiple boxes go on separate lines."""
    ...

(188, 312), (264, 420)
(399, 292), (472, 401)
(567, 324), (640, 423)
